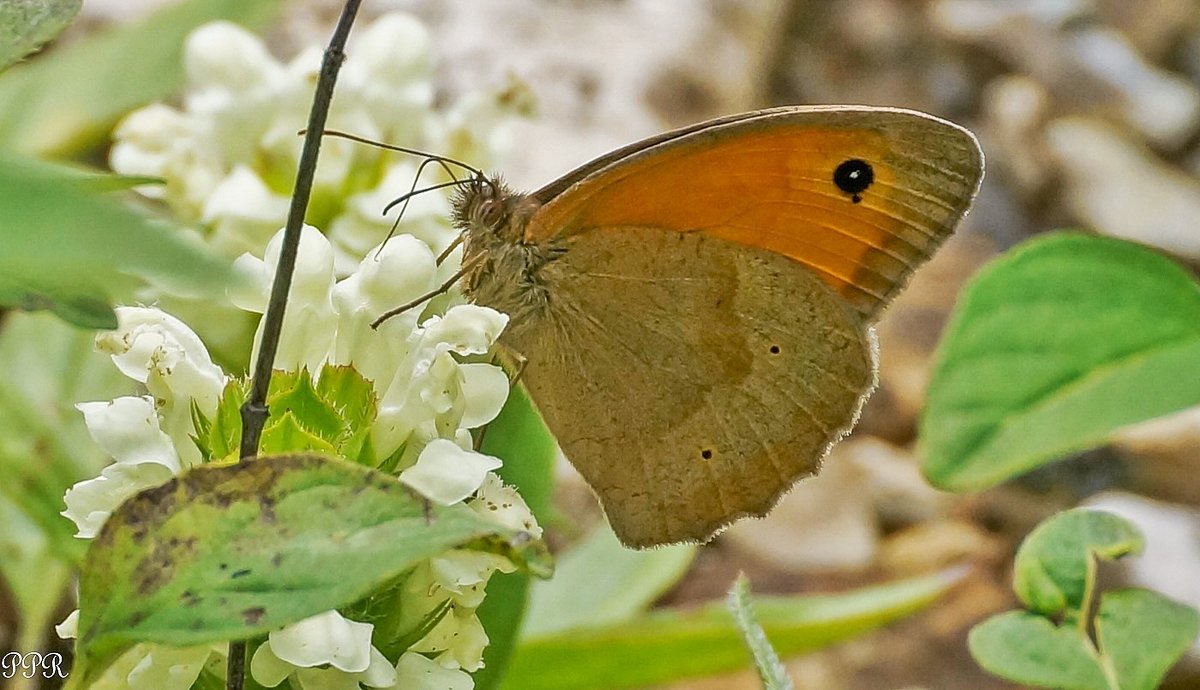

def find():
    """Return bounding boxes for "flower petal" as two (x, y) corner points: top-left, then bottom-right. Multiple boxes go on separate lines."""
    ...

(420, 305), (508, 357)
(458, 363), (509, 429)
(250, 643), (294, 688)
(76, 397), (181, 472)
(394, 652), (472, 690)
(62, 462), (177, 538)
(267, 610), (374, 673)
(400, 439), (501, 505)
(471, 473), (542, 538)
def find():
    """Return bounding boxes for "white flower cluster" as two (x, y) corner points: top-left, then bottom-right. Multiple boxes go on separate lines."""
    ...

(65, 13), (543, 689)
(60, 229), (541, 689)
(110, 13), (530, 274)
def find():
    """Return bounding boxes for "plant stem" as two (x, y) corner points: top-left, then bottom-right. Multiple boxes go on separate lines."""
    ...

(228, 2), (363, 688)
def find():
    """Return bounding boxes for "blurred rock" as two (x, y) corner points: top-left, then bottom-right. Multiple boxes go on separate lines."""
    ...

(1082, 492), (1200, 659)
(1045, 117), (1200, 260)
(879, 520), (1003, 575)
(1113, 406), (1200, 505)
(1094, 0), (1198, 61)
(930, 0), (1090, 37)
(1067, 27), (1200, 149)
(981, 75), (1053, 198)
(720, 439), (879, 572)
(854, 437), (953, 527)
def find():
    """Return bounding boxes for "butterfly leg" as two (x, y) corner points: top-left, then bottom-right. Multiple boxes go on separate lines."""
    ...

(435, 232), (465, 266)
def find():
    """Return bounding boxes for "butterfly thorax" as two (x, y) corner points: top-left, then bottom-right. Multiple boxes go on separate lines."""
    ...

(456, 176), (559, 328)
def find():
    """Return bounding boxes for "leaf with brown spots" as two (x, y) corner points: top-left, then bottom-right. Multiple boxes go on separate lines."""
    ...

(67, 453), (550, 690)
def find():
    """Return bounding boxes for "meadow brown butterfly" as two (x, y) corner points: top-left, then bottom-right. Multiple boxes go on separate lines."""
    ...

(436, 106), (982, 548)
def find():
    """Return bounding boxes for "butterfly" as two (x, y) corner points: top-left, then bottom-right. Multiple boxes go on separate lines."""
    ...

(383, 106), (983, 548)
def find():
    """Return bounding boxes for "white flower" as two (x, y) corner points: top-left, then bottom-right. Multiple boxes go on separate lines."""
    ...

(409, 605), (489, 672)
(251, 611), (396, 689)
(94, 306), (227, 467)
(232, 224), (338, 373)
(204, 165), (293, 257)
(76, 397), (181, 473)
(394, 652), (472, 690)
(55, 610), (78, 639)
(62, 456), (177, 538)
(400, 439), (502, 505)
(108, 13), (528, 275)
(374, 305), (510, 458)
(63, 643), (216, 690)
(471, 473), (543, 539)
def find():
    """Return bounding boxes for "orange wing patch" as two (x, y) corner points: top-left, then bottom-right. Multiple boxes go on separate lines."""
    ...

(525, 111), (982, 320)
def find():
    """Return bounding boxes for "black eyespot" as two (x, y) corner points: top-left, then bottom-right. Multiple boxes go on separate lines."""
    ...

(700, 448), (713, 460)
(769, 344), (781, 354)
(833, 159), (874, 202)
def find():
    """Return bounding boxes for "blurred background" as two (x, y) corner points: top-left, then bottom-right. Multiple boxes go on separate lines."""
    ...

(11, 0), (1200, 688)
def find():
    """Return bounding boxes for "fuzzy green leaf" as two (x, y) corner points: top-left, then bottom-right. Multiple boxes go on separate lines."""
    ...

(727, 574), (793, 690)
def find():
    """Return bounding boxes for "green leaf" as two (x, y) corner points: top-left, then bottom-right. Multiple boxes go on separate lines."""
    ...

(0, 153), (231, 328)
(1013, 509), (1142, 618)
(1096, 589), (1200, 690)
(727, 574), (794, 690)
(0, 312), (128, 562)
(969, 509), (1199, 690)
(0, 495), (74, 658)
(521, 523), (695, 637)
(968, 611), (1109, 690)
(0, 0), (80, 71)
(921, 232), (1200, 491)
(0, 0), (283, 155)
(502, 569), (965, 690)
(68, 453), (550, 690)
(473, 386), (558, 690)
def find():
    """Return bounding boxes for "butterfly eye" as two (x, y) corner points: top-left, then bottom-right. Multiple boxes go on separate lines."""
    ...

(479, 198), (503, 227)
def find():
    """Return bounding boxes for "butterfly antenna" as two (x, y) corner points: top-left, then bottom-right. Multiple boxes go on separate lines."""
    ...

(312, 129), (481, 258)
(374, 174), (466, 259)
(314, 128), (484, 177)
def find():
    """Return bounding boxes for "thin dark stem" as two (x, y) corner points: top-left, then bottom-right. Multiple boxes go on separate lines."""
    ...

(229, 1), (363, 688)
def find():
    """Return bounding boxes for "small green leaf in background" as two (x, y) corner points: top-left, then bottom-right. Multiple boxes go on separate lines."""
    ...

(521, 523), (695, 638)
(0, 0), (282, 156)
(1012, 509), (1141, 618)
(0, 152), (231, 328)
(503, 568), (965, 690)
(921, 232), (1200, 491)
(727, 574), (794, 690)
(969, 509), (1200, 690)
(0, 0), (81, 71)
(68, 453), (551, 690)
